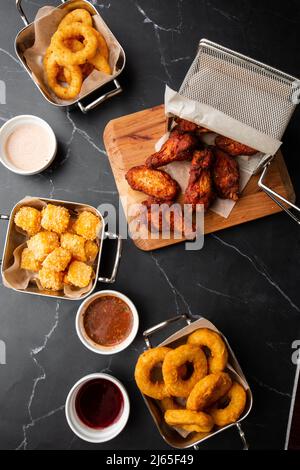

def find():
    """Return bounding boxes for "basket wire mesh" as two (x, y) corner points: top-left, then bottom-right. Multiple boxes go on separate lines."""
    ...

(179, 39), (300, 223)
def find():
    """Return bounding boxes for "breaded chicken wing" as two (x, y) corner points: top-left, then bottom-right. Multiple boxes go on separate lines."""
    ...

(215, 135), (257, 156)
(184, 149), (216, 211)
(213, 148), (240, 201)
(125, 165), (179, 200)
(146, 129), (198, 168)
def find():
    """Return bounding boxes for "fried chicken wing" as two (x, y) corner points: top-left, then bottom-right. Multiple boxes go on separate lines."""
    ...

(213, 148), (240, 201)
(215, 135), (257, 156)
(125, 165), (179, 200)
(146, 129), (197, 168)
(138, 197), (195, 238)
(184, 149), (216, 211)
(175, 117), (210, 135)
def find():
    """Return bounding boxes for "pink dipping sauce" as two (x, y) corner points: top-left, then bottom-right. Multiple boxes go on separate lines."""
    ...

(5, 123), (53, 171)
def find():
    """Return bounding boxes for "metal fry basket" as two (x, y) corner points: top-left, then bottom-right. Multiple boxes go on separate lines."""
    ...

(179, 39), (300, 224)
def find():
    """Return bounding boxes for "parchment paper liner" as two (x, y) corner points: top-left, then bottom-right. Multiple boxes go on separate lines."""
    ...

(23, 5), (122, 105)
(2, 197), (101, 299)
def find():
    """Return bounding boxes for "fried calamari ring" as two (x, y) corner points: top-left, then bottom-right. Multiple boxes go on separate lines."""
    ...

(64, 36), (110, 74)
(93, 30), (109, 60)
(44, 52), (82, 99)
(62, 40), (95, 80)
(44, 48), (72, 85)
(187, 328), (228, 373)
(58, 8), (93, 30)
(90, 53), (111, 74)
(210, 382), (247, 427)
(162, 345), (207, 398)
(186, 372), (232, 411)
(164, 410), (214, 433)
(51, 23), (98, 65)
(89, 30), (111, 73)
(135, 347), (171, 400)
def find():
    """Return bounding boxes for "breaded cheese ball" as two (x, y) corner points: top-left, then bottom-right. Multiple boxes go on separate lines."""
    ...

(61, 232), (86, 262)
(66, 260), (93, 288)
(85, 240), (99, 263)
(43, 247), (71, 272)
(41, 204), (70, 234)
(38, 267), (64, 291)
(27, 231), (59, 262)
(14, 206), (41, 236)
(20, 248), (42, 272)
(73, 211), (101, 240)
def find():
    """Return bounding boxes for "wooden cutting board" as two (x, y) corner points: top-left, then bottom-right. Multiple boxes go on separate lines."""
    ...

(103, 105), (295, 251)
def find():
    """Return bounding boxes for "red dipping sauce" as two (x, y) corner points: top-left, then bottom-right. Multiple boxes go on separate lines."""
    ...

(75, 378), (124, 429)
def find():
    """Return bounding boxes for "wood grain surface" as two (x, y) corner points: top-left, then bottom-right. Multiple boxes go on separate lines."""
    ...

(104, 105), (295, 251)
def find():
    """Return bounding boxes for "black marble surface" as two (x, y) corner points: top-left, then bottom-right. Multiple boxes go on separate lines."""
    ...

(0, 0), (300, 451)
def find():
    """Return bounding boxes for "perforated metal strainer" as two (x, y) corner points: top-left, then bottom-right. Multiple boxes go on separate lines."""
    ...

(179, 39), (300, 224)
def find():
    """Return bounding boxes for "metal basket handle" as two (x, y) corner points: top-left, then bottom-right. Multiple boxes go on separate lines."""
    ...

(143, 314), (192, 348)
(78, 80), (122, 114)
(236, 423), (249, 450)
(0, 215), (10, 265)
(16, 0), (67, 26)
(258, 158), (300, 225)
(98, 231), (122, 284)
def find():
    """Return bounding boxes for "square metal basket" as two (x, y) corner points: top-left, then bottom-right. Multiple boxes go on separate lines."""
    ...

(175, 39), (300, 224)
(15, 0), (126, 113)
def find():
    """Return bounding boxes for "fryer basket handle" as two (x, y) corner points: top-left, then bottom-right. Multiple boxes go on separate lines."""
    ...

(16, 0), (67, 26)
(143, 314), (192, 348)
(16, 0), (29, 26)
(98, 231), (122, 284)
(0, 215), (10, 265)
(77, 80), (122, 113)
(236, 423), (249, 450)
(258, 158), (300, 225)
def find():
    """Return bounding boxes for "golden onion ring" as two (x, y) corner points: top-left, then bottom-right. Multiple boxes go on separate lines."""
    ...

(164, 409), (214, 433)
(51, 23), (98, 66)
(187, 328), (228, 373)
(134, 347), (171, 400)
(44, 52), (83, 100)
(186, 372), (232, 411)
(209, 382), (247, 427)
(162, 344), (207, 398)
(58, 8), (93, 29)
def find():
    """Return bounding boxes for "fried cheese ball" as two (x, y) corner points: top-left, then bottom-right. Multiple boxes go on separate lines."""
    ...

(41, 204), (70, 234)
(66, 260), (93, 288)
(38, 267), (64, 291)
(42, 247), (72, 272)
(14, 207), (41, 236)
(61, 232), (86, 262)
(20, 248), (42, 272)
(27, 231), (60, 262)
(73, 211), (101, 240)
(85, 240), (99, 263)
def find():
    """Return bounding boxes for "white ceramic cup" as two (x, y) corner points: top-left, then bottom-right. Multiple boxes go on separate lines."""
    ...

(0, 115), (57, 175)
(76, 290), (139, 355)
(65, 373), (130, 443)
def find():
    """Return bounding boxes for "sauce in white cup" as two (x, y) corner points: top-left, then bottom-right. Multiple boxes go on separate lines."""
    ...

(0, 115), (57, 175)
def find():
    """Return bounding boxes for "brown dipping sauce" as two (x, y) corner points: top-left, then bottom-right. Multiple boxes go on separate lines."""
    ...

(83, 295), (133, 347)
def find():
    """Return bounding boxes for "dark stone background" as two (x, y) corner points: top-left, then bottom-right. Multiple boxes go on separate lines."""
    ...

(0, 0), (300, 450)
